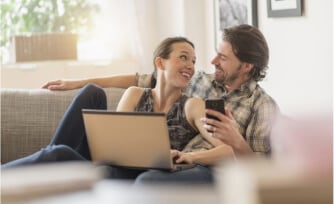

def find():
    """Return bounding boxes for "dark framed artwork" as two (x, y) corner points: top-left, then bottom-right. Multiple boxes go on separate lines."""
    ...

(267, 0), (302, 17)
(214, 0), (258, 47)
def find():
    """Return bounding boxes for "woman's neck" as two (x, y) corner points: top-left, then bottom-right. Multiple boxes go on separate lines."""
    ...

(152, 83), (182, 113)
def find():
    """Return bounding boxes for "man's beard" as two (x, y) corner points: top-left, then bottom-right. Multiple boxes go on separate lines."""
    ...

(214, 66), (225, 83)
(215, 64), (242, 85)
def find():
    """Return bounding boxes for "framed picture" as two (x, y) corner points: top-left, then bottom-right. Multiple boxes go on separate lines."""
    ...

(267, 0), (302, 17)
(214, 0), (258, 47)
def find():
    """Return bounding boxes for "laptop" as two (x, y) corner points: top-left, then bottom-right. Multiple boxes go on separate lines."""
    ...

(82, 109), (195, 171)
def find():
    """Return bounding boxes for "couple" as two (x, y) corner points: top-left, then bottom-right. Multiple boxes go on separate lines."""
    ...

(3, 24), (279, 184)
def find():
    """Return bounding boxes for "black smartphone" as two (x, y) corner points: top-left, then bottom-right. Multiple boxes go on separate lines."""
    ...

(205, 99), (225, 121)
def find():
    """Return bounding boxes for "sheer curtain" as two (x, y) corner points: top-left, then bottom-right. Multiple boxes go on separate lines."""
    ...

(80, 0), (185, 74)
(134, 0), (186, 73)
(101, 0), (140, 60)
(79, 0), (158, 73)
(133, 0), (159, 73)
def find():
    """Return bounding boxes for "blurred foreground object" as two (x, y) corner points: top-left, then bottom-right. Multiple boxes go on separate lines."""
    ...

(1, 162), (105, 203)
(215, 113), (333, 204)
(271, 113), (332, 175)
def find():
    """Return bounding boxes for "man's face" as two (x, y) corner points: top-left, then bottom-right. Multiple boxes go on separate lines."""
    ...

(210, 41), (243, 85)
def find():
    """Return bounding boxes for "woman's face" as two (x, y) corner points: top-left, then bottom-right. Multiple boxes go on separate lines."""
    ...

(161, 42), (196, 88)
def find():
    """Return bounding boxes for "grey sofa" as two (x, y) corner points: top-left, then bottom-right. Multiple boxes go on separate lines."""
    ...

(1, 87), (125, 164)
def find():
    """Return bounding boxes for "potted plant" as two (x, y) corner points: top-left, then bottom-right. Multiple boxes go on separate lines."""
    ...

(1, 0), (100, 63)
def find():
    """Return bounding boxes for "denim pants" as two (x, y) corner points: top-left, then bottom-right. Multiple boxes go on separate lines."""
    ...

(134, 165), (213, 185)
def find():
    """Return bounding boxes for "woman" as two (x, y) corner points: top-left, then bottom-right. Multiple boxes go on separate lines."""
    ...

(3, 37), (233, 184)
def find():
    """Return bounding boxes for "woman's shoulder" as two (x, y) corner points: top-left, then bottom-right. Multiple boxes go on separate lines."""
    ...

(186, 96), (204, 104)
(184, 96), (205, 111)
(117, 86), (148, 111)
(125, 86), (146, 94)
(121, 86), (147, 101)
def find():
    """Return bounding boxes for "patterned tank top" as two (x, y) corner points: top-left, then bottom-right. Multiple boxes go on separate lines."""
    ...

(135, 88), (199, 151)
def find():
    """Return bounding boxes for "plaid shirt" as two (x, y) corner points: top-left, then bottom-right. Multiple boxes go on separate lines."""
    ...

(137, 71), (279, 155)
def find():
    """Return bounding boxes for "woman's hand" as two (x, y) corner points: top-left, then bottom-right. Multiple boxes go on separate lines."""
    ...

(170, 149), (194, 164)
(42, 80), (82, 90)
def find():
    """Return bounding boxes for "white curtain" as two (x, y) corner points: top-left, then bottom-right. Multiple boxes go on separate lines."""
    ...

(85, 0), (159, 73)
(82, 0), (185, 73)
(86, 0), (140, 60)
(133, 0), (159, 73)
(134, 0), (186, 73)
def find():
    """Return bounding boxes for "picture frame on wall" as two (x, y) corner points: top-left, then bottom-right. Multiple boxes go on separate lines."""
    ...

(214, 0), (258, 47)
(267, 0), (302, 17)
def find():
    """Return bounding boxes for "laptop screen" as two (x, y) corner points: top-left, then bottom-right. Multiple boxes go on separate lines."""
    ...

(82, 109), (173, 170)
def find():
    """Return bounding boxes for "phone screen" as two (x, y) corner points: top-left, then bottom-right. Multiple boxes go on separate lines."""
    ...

(205, 99), (225, 121)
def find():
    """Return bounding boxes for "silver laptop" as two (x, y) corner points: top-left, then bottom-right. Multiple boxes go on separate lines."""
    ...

(82, 109), (195, 171)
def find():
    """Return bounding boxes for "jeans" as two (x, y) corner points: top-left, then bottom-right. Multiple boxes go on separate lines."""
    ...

(134, 165), (214, 185)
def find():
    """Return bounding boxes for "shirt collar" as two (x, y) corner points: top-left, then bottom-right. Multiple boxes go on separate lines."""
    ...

(238, 80), (257, 93)
(212, 80), (226, 92)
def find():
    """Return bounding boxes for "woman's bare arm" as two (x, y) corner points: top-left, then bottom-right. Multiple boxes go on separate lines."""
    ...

(175, 98), (234, 166)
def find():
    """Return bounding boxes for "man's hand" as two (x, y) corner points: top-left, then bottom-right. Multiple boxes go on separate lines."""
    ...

(201, 108), (253, 155)
(42, 80), (81, 90)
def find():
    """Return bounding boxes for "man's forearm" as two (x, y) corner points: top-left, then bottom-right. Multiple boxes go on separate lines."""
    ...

(81, 74), (137, 88)
(232, 138), (255, 156)
(191, 145), (234, 165)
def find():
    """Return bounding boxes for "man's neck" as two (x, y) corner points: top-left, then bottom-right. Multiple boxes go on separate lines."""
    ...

(152, 83), (182, 113)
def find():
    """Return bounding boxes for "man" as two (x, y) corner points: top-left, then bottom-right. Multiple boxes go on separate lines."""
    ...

(43, 24), (279, 157)
(198, 24), (279, 156)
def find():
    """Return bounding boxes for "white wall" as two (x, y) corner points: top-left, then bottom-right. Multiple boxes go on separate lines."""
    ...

(258, 0), (333, 116)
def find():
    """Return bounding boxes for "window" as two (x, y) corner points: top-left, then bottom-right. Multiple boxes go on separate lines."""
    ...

(0, 0), (141, 64)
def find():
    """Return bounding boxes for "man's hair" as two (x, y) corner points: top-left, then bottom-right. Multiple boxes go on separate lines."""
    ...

(223, 24), (269, 81)
(150, 37), (195, 88)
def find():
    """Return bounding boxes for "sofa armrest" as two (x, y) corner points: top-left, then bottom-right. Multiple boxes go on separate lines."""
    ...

(1, 87), (125, 164)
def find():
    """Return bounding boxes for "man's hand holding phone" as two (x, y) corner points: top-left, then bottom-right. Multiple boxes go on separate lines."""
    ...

(203, 100), (250, 154)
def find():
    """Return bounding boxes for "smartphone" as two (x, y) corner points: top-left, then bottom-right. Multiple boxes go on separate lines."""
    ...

(205, 99), (225, 121)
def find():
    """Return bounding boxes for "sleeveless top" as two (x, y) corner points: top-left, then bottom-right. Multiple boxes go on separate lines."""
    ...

(135, 88), (199, 151)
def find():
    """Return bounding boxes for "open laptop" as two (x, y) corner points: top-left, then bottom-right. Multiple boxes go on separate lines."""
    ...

(82, 109), (195, 171)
